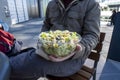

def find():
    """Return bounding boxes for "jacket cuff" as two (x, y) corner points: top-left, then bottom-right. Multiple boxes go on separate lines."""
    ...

(71, 43), (85, 60)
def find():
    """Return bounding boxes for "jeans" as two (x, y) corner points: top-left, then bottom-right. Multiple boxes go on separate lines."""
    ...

(9, 48), (84, 80)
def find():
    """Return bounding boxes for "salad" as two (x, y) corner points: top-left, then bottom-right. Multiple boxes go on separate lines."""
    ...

(39, 30), (81, 57)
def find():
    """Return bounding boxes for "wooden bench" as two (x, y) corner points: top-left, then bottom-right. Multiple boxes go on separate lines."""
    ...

(47, 32), (106, 80)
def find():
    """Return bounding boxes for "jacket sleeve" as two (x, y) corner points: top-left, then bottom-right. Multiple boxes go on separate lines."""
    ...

(73, 0), (100, 60)
(81, 0), (100, 59)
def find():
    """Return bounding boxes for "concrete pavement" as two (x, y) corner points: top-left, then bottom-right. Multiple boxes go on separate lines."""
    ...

(9, 19), (120, 80)
(9, 18), (43, 49)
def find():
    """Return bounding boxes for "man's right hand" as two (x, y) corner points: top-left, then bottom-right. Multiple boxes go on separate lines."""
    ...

(48, 44), (82, 62)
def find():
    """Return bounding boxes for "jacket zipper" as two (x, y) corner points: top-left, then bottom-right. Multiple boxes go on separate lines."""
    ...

(58, 0), (78, 28)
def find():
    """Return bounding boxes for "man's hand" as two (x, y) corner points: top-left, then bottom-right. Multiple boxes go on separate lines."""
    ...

(74, 44), (81, 53)
(48, 44), (81, 62)
(36, 43), (82, 62)
(72, 43), (85, 60)
(48, 51), (75, 62)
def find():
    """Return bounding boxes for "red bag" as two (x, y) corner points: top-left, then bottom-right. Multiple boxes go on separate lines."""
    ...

(0, 30), (15, 54)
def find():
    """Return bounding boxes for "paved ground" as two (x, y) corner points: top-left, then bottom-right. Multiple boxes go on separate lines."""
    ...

(9, 19), (120, 80)
(9, 18), (43, 49)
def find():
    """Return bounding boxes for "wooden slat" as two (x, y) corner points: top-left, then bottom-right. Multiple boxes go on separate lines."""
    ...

(88, 52), (100, 61)
(94, 43), (103, 53)
(81, 66), (95, 74)
(69, 73), (87, 80)
(100, 32), (105, 42)
(47, 76), (70, 80)
(77, 69), (92, 79)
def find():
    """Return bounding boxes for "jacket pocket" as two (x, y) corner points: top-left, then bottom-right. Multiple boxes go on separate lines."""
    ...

(49, 9), (59, 18)
(68, 11), (83, 19)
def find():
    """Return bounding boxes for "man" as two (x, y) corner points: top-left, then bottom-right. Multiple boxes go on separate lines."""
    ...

(10, 0), (100, 80)
(110, 10), (116, 26)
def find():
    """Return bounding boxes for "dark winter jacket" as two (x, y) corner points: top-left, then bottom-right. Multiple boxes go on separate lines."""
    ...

(41, 0), (100, 59)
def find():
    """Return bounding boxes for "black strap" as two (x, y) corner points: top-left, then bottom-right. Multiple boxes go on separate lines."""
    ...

(7, 47), (35, 57)
(0, 41), (11, 52)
